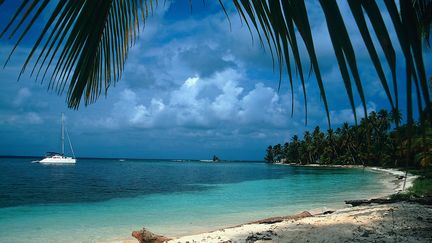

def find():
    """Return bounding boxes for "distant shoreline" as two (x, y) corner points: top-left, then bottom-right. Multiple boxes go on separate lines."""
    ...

(273, 163), (418, 193)
(0, 155), (265, 163)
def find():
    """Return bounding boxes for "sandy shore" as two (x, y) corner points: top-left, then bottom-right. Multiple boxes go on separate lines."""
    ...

(165, 167), (429, 243)
(114, 167), (427, 243)
(170, 202), (432, 243)
(280, 164), (418, 193)
(367, 167), (418, 192)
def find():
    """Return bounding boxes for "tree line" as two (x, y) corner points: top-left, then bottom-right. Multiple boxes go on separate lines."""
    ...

(264, 109), (431, 168)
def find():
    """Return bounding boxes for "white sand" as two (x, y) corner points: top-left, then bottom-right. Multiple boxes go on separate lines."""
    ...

(170, 202), (432, 243)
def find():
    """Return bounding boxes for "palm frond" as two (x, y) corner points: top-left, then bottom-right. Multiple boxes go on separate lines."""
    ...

(0, 0), (430, 126)
(348, 0), (396, 111)
(413, 0), (432, 47)
(227, 0), (430, 126)
(320, 0), (366, 124)
(1, 0), (157, 109)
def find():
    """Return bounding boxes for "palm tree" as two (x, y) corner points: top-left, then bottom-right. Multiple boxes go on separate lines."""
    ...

(0, 0), (430, 126)
(266, 109), (430, 168)
(312, 126), (324, 162)
(390, 108), (403, 128)
(303, 131), (313, 164)
(264, 145), (274, 163)
(377, 109), (390, 132)
(289, 135), (301, 164)
(282, 142), (290, 163)
(389, 108), (403, 166)
(273, 144), (283, 162)
(323, 128), (337, 164)
(339, 122), (358, 165)
(298, 140), (308, 165)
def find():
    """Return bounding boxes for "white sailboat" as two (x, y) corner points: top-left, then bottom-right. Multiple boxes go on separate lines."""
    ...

(39, 113), (76, 164)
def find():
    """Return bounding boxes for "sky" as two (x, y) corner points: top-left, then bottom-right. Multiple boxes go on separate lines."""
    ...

(0, 0), (431, 160)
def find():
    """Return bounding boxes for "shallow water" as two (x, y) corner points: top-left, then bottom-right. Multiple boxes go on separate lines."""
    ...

(0, 158), (394, 242)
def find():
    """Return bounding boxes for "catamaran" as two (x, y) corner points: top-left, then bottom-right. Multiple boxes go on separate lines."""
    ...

(38, 113), (76, 164)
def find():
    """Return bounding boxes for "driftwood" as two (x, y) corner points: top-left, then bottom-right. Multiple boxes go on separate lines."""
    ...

(132, 228), (171, 243)
(345, 197), (432, 207)
(248, 211), (312, 224)
(345, 198), (396, 206)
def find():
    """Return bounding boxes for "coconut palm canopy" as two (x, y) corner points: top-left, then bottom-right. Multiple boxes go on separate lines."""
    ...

(0, 0), (431, 127)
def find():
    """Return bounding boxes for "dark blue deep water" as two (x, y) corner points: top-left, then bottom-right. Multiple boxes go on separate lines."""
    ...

(2, 157), (295, 207)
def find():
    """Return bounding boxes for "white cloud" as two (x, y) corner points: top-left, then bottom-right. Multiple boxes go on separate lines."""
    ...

(13, 87), (31, 106)
(211, 79), (243, 120)
(238, 83), (285, 126)
(0, 112), (43, 125)
(93, 69), (296, 130)
(329, 102), (377, 125)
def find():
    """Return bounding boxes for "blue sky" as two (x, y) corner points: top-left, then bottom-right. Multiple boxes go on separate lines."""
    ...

(0, 1), (430, 160)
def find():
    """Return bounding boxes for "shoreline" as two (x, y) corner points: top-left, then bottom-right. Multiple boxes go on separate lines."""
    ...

(167, 201), (432, 243)
(367, 167), (418, 192)
(275, 163), (418, 194)
(124, 165), (422, 243)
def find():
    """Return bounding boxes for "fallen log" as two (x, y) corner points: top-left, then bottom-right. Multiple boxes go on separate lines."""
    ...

(345, 198), (398, 206)
(345, 199), (371, 206)
(248, 211), (312, 224)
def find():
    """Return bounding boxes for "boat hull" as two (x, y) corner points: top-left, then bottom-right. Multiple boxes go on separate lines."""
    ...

(39, 157), (76, 164)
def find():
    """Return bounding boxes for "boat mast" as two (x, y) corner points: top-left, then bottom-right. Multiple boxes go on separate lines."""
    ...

(61, 113), (64, 155)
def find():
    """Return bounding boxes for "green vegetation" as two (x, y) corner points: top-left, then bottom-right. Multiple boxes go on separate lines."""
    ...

(409, 177), (432, 197)
(266, 107), (432, 197)
(389, 176), (432, 199)
(264, 109), (432, 170)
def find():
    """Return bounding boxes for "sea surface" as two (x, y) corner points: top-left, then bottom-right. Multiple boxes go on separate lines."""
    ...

(0, 157), (395, 242)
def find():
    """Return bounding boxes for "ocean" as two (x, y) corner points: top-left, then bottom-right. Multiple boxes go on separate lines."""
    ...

(0, 157), (395, 242)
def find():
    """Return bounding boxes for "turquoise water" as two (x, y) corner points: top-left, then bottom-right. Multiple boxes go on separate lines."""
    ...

(0, 158), (394, 242)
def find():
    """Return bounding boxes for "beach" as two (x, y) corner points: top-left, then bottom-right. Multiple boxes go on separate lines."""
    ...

(167, 202), (431, 243)
(128, 167), (430, 243)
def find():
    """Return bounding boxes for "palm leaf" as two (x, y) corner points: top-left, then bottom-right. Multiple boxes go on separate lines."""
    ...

(348, 0), (395, 111)
(402, 0), (430, 119)
(228, 0), (430, 125)
(360, 1), (399, 112)
(319, 0), (365, 124)
(288, 0), (330, 126)
(413, 0), (432, 47)
(1, 0), (156, 109)
(0, 0), (430, 125)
